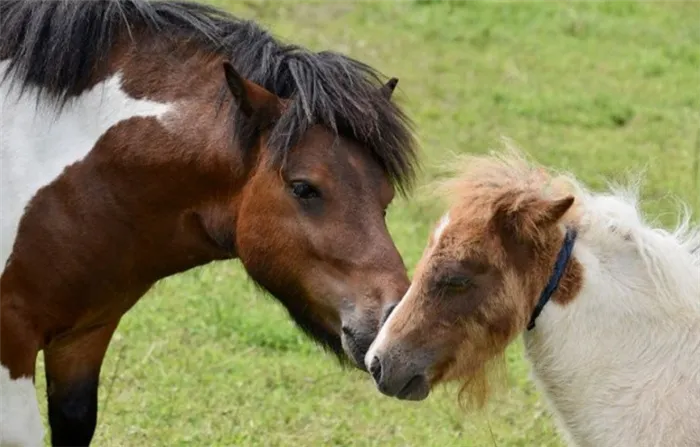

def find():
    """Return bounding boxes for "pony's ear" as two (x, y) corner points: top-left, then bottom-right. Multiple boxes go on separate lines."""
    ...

(538, 196), (575, 226)
(223, 61), (280, 118)
(380, 77), (399, 99)
(493, 194), (575, 241)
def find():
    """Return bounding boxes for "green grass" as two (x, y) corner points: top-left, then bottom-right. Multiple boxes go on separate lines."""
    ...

(36, 1), (700, 445)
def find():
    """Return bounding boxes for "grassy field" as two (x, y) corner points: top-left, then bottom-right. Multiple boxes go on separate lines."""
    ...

(35, 1), (699, 446)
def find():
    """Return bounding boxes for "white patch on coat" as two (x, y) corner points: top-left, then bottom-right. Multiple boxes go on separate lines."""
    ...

(0, 365), (43, 447)
(0, 60), (173, 268)
(523, 188), (700, 447)
(432, 212), (451, 243)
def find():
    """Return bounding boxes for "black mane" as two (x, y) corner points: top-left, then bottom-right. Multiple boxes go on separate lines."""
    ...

(0, 0), (417, 358)
(0, 0), (417, 194)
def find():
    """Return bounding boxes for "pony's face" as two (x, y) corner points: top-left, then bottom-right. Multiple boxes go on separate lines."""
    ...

(365, 179), (579, 401)
(226, 64), (409, 368)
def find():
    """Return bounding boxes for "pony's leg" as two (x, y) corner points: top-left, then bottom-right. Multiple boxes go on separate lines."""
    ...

(0, 304), (44, 447)
(43, 321), (118, 447)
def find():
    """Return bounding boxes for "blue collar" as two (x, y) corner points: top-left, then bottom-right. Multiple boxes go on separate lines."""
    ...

(527, 228), (578, 331)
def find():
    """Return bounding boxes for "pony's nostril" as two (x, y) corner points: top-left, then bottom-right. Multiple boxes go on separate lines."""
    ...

(341, 326), (354, 339)
(369, 355), (382, 383)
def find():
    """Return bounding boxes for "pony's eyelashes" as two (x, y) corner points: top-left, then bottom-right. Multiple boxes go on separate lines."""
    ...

(434, 273), (472, 291)
(289, 180), (322, 201)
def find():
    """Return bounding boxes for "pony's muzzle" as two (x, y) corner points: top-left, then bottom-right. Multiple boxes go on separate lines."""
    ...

(367, 349), (430, 401)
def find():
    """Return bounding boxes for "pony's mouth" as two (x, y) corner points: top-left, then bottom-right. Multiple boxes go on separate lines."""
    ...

(396, 374), (430, 401)
(341, 326), (372, 371)
(367, 352), (432, 401)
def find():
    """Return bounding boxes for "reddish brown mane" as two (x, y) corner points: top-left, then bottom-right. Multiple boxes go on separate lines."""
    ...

(436, 150), (579, 229)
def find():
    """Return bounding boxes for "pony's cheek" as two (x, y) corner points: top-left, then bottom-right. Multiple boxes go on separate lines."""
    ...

(234, 207), (304, 284)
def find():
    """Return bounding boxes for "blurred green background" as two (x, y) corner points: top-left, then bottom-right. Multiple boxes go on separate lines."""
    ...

(36, 1), (699, 446)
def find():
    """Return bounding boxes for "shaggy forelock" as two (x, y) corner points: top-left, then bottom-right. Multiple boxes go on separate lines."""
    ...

(230, 44), (418, 194)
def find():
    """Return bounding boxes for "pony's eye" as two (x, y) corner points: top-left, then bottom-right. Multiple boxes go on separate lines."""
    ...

(439, 275), (472, 290)
(290, 181), (320, 200)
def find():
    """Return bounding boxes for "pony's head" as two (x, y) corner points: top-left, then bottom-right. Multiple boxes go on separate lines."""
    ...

(218, 47), (416, 368)
(365, 152), (583, 400)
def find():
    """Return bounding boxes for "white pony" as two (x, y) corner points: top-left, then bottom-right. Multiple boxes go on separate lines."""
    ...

(365, 151), (700, 447)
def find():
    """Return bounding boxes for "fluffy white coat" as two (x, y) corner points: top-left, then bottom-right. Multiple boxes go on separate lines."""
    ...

(524, 186), (700, 447)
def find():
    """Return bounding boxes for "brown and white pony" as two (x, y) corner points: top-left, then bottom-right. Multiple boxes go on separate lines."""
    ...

(0, 1), (419, 446)
(366, 151), (700, 446)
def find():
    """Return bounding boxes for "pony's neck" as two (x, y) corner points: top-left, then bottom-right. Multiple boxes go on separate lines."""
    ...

(522, 196), (700, 447)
